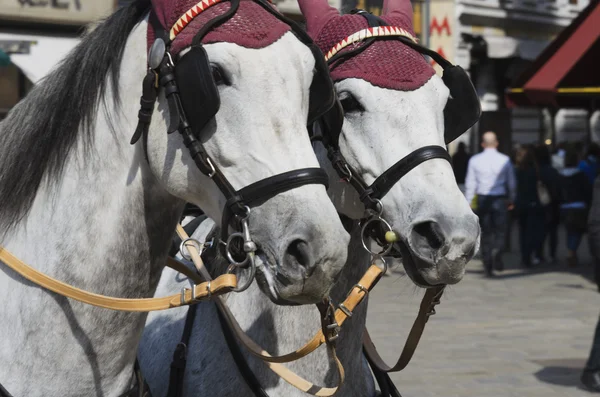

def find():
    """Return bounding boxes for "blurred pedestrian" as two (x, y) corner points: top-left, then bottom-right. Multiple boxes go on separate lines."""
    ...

(534, 144), (561, 264)
(514, 145), (545, 267)
(581, 174), (600, 392)
(580, 143), (600, 185)
(552, 142), (567, 172)
(452, 142), (471, 194)
(559, 145), (592, 267)
(465, 131), (516, 277)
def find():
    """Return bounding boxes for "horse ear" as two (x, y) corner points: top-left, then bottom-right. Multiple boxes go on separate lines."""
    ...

(149, 0), (169, 30)
(298, 0), (339, 38)
(382, 0), (413, 25)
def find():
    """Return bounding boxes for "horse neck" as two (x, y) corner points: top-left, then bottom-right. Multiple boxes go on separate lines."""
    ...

(0, 19), (184, 396)
(220, 225), (375, 397)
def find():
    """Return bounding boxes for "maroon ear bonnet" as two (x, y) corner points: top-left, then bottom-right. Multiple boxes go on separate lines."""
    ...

(298, 0), (435, 91)
(148, 0), (291, 55)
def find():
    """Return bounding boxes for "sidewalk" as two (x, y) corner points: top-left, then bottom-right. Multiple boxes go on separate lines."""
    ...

(368, 225), (600, 397)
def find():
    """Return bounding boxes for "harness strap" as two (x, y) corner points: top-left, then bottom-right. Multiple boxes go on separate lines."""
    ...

(362, 286), (444, 372)
(176, 227), (348, 396)
(216, 307), (271, 397)
(365, 349), (402, 397)
(0, 247), (236, 312)
(167, 304), (199, 397)
(217, 264), (382, 364)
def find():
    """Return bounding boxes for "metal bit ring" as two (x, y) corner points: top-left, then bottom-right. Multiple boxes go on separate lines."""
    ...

(180, 238), (203, 261)
(360, 216), (394, 256)
(232, 253), (256, 293)
(226, 233), (251, 267)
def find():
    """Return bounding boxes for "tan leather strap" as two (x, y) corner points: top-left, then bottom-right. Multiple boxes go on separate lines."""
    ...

(176, 225), (348, 396)
(215, 297), (345, 396)
(0, 247), (236, 312)
(215, 264), (383, 364)
(362, 285), (444, 372)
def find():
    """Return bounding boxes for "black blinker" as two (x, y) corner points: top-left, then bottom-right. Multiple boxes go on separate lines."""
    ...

(175, 46), (221, 138)
(442, 65), (481, 144)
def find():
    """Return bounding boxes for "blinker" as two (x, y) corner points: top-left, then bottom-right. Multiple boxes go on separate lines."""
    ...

(149, 38), (166, 70)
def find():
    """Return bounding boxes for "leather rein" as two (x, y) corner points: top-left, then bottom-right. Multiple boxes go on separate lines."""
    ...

(168, 224), (444, 397)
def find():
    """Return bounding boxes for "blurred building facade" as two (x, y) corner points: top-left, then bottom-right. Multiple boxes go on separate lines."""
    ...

(276, 0), (593, 153)
(0, 0), (116, 119)
(2, 0), (595, 153)
(456, 0), (593, 153)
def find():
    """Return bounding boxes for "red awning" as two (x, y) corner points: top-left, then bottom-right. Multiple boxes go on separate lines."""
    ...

(506, 0), (600, 109)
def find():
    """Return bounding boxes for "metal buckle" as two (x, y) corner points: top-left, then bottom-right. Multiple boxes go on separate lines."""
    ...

(353, 283), (369, 295)
(205, 157), (216, 178)
(339, 303), (353, 318)
(206, 281), (212, 299)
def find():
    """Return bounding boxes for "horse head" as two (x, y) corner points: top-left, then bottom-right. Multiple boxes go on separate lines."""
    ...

(144, 0), (350, 303)
(300, 0), (481, 286)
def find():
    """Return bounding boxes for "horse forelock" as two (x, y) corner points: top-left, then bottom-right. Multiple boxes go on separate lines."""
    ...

(148, 0), (291, 55)
(316, 14), (435, 91)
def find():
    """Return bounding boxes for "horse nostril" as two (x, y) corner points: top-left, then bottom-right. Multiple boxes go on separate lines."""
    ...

(412, 221), (446, 250)
(285, 239), (313, 273)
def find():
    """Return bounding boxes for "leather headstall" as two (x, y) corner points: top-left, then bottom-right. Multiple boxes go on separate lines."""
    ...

(132, 0), (336, 259)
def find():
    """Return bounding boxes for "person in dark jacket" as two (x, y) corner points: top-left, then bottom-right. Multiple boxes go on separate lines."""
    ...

(581, 175), (600, 392)
(452, 142), (471, 193)
(534, 144), (561, 263)
(559, 145), (593, 267)
(580, 143), (600, 185)
(515, 145), (546, 267)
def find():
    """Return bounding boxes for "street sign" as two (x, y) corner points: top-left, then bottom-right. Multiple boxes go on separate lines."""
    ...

(0, 0), (116, 26)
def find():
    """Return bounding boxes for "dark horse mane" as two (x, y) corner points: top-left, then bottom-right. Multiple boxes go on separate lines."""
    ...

(0, 0), (150, 232)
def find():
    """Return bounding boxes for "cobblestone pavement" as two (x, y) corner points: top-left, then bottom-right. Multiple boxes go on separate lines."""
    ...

(368, 226), (600, 397)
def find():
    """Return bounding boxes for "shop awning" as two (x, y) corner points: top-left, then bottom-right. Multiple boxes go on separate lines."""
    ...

(0, 32), (79, 83)
(506, 0), (600, 109)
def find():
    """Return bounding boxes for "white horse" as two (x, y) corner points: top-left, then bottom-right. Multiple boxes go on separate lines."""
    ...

(0, 0), (350, 395)
(138, 0), (480, 395)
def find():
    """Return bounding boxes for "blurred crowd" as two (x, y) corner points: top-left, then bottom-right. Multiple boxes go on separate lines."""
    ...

(453, 134), (600, 392)
(452, 134), (598, 276)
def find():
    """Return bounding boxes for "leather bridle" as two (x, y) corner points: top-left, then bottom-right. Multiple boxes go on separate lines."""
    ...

(312, 10), (452, 252)
(134, 0), (336, 271)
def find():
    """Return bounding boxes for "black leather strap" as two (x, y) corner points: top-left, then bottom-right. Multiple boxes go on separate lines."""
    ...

(220, 167), (329, 253)
(167, 304), (199, 397)
(365, 350), (403, 397)
(226, 168), (329, 210)
(216, 305), (270, 397)
(363, 146), (451, 201)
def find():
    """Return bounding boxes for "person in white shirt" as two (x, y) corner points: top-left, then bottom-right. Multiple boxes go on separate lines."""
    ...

(465, 131), (517, 277)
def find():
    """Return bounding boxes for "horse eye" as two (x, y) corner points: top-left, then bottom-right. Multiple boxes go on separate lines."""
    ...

(211, 65), (228, 86)
(339, 93), (363, 113)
